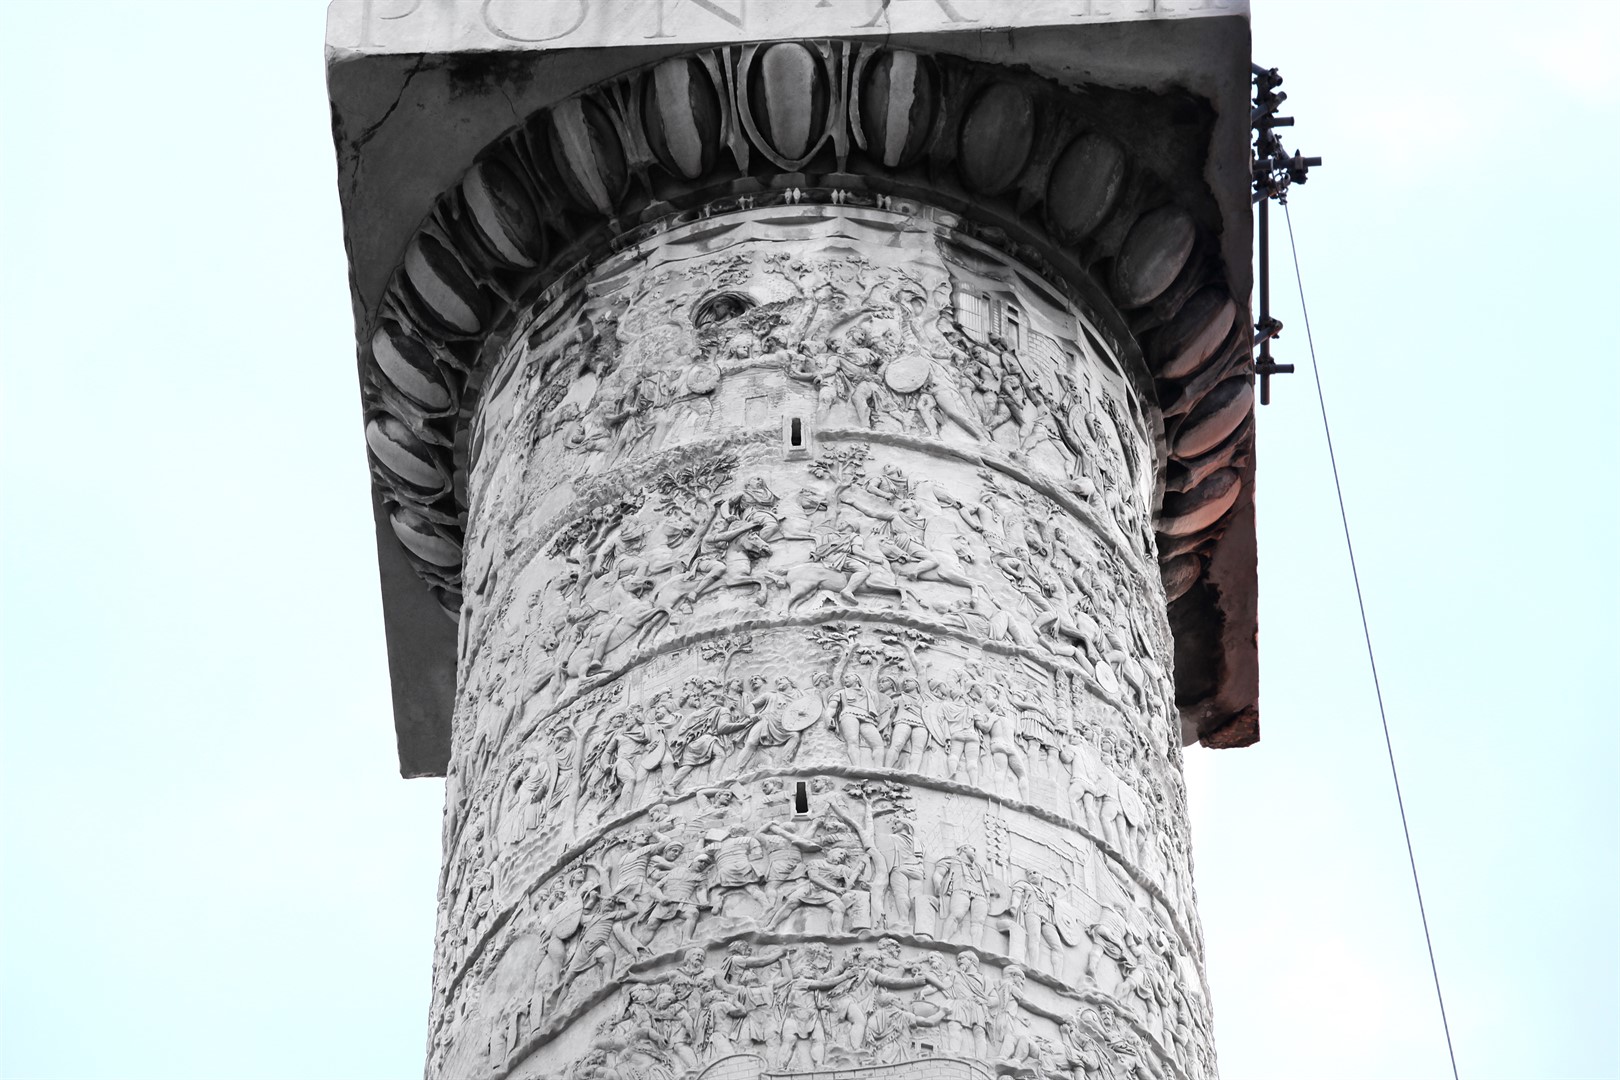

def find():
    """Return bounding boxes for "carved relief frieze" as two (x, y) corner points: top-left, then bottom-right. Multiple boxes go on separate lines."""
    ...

(429, 202), (1211, 1078)
(442, 619), (1190, 896)
(463, 212), (1160, 582)
(428, 786), (1211, 1080)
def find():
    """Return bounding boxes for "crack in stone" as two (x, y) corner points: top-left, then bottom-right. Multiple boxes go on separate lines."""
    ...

(345, 56), (432, 200)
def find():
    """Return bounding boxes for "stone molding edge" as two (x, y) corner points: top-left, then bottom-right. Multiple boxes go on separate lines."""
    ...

(350, 41), (1257, 752)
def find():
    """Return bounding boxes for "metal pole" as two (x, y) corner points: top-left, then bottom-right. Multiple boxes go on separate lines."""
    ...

(1258, 195), (1272, 405)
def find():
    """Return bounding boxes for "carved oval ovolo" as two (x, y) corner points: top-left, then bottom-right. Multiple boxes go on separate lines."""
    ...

(365, 413), (449, 494)
(1112, 205), (1197, 309)
(643, 56), (721, 180)
(1160, 467), (1241, 537)
(390, 503), (463, 568)
(745, 41), (830, 164)
(547, 96), (628, 216)
(1046, 132), (1126, 241)
(857, 48), (937, 169)
(1175, 376), (1253, 458)
(1171, 413), (1250, 496)
(1160, 553), (1202, 602)
(371, 319), (455, 413)
(458, 158), (547, 270)
(1150, 285), (1236, 381)
(958, 82), (1035, 195)
(401, 233), (489, 338)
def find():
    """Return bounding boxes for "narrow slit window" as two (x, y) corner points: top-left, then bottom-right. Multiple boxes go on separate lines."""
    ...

(1004, 303), (1023, 350)
(956, 289), (989, 340)
(794, 781), (810, 815)
(783, 414), (810, 457)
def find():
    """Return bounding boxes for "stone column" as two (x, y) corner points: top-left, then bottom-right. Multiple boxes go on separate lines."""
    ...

(428, 204), (1212, 1079)
(327, 10), (1258, 1080)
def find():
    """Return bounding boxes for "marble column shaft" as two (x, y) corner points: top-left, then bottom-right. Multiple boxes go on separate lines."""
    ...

(427, 206), (1215, 1080)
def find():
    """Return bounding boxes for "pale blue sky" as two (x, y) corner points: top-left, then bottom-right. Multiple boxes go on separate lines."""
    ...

(1, 3), (1615, 1078)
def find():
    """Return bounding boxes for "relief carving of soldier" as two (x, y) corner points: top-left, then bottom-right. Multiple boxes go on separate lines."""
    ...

(933, 843), (995, 948)
(730, 675), (806, 771)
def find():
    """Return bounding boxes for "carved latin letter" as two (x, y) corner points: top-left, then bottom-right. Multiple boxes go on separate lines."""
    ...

(480, 0), (588, 44)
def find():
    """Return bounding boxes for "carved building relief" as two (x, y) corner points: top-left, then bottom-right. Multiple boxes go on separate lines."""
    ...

(425, 208), (1213, 1079)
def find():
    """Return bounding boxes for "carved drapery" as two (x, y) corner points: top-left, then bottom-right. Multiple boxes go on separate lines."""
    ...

(429, 207), (1215, 1080)
(357, 43), (1254, 744)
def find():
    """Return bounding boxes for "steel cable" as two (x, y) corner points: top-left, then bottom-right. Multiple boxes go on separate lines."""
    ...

(1281, 201), (1461, 1080)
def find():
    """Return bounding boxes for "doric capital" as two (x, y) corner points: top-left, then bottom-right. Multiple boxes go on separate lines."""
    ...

(327, 1), (1260, 775)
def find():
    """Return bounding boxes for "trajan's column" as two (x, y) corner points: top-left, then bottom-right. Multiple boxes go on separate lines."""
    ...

(327, 4), (1259, 1078)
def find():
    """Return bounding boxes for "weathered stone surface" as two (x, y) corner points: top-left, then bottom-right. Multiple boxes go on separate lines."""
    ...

(1160, 469), (1242, 539)
(1046, 133), (1127, 243)
(1159, 554), (1203, 604)
(857, 49), (937, 170)
(958, 83), (1036, 195)
(549, 97), (630, 215)
(374, 319), (457, 411)
(461, 160), (548, 270)
(1175, 378), (1253, 459)
(746, 42), (832, 164)
(1149, 286), (1238, 382)
(1113, 207), (1198, 310)
(645, 57), (723, 179)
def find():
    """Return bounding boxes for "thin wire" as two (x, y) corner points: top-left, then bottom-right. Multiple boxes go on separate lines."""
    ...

(1281, 201), (1461, 1080)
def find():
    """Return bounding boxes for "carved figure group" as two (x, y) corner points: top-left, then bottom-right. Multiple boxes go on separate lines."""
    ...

(518, 937), (1205, 1080)
(427, 229), (1213, 1080)
(472, 248), (1159, 580)
(466, 447), (1172, 746)
(431, 771), (1212, 1080)
(435, 617), (1196, 979)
